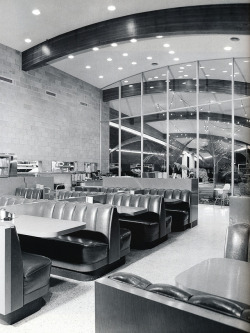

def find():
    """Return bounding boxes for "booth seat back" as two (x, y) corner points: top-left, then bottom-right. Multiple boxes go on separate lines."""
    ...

(95, 272), (250, 333)
(6, 201), (120, 264)
(105, 193), (163, 215)
(0, 223), (24, 315)
(57, 190), (74, 200)
(224, 223), (250, 262)
(74, 186), (103, 192)
(58, 190), (102, 200)
(15, 187), (43, 199)
(143, 188), (191, 207)
(0, 195), (37, 206)
(74, 186), (139, 194)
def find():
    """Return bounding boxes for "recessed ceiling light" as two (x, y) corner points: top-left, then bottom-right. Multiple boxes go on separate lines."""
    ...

(210, 68), (215, 71)
(111, 43), (118, 47)
(156, 36), (163, 38)
(147, 56), (152, 60)
(124, 80), (128, 83)
(150, 86), (154, 89)
(162, 74), (166, 76)
(178, 76), (183, 78)
(118, 67), (123, 70)
(184, 74), (188, 77)
(99, 75), (103, 78)
(131, 62), (137, 65)
(229, 62), (232, 66)
(200, 66), (205, 69)
(93, 47), (99, 51)
(230, 37), (240, 42)
(129, 85), (133, 87)
(122, 53), (128, 57)
(130, 39), (137, 43)
(68, 55), (74, 59)
(25, 38), (31, 43)
(205, 74), (210, 77)
(154, 76), (158, 79)
(169, 50), (175, 54)
(107, 58), (112, 61)
(186, 64), (192, 67)
(178, 71), (183, 73)
(163, 43), (170, 48)
(32, 9), (40, 15)
(244, 60), (249, 63)
(224, 46), (232, 51)
(173, 58), (179, 61)
(222, 70), (227, 73)
(180, 67), (184, 69)
(148, 78), (152, 80)
(107, 5), (116, 11)
(86, 65), (91, 69)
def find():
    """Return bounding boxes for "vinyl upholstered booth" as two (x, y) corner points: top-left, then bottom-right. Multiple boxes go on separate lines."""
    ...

(95, 272), (250, 333)
(0, 222), (51, 325)
(5, 201), (131, 280)
(102, 177), (198, 227)
(65, 193), (172, 248)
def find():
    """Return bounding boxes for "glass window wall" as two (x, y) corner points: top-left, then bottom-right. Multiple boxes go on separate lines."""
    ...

(101, 57), (250, 199)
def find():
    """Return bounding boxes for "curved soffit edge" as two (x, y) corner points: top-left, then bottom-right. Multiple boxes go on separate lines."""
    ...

(22, 4), (250, 71)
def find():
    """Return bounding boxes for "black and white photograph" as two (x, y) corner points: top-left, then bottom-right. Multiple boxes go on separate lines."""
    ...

(0, 1), (249, 332)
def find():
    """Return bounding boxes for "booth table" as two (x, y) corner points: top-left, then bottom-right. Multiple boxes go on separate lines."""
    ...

(12, 215), (86, 238)
(175, 258), (250, 307)
(164, 198), (182, 204)
(116, 206), (148, 216)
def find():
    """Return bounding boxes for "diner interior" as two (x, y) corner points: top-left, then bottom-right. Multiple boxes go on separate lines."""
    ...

(0, 1), (249, 332)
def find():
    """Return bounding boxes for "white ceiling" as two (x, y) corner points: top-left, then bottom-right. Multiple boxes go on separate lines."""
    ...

(0, 0), (249, 149)
(0, 0), (249, 89)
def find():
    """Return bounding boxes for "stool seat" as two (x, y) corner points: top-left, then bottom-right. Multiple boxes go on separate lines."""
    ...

(22, 252), (51, 296)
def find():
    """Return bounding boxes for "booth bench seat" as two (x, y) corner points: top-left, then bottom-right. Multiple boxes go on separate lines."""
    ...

(5, 201), (131, 281)
(143, 188), (193, 231)
(72, 186), (195, 231)
(0, 195), (38, 206)
(0, 223), (51, 325)
(96, 272), (250, 333)
(66, 193), (172, 248)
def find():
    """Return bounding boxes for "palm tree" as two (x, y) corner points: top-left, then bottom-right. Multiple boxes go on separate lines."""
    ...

(202, 135), (231, 187)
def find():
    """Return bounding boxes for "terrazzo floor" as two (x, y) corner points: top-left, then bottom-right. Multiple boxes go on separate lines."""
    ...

(1, 204), (229, 333)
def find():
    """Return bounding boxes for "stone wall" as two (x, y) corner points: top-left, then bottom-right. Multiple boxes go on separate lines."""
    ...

(0, 43), (106, 172)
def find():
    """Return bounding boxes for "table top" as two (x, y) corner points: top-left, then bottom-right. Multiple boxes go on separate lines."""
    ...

(164, 198), (182, 204)
(13, 215), (86, 238)
(175, 258), (250, 307)
(117, 206), (148, 216)
(86, 193), (106, 203)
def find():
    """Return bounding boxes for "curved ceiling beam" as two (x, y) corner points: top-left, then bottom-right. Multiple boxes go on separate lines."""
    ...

(113, 111), (250, 129)
(22, 4), (250, 71)
(110, 131), (246, 153)
(170, 133), (247, 146)
(145, 111), (250, 129)
(103, 79), (250, 102)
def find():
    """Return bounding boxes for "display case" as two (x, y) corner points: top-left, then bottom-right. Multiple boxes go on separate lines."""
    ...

(51, 161), (77, 172)
(0, 154), (11, 177)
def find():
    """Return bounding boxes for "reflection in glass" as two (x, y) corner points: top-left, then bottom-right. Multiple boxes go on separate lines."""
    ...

(102, 57), (250, 196)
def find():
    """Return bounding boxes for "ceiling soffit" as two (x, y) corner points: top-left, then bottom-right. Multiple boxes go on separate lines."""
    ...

(22, 4), (250, 71)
